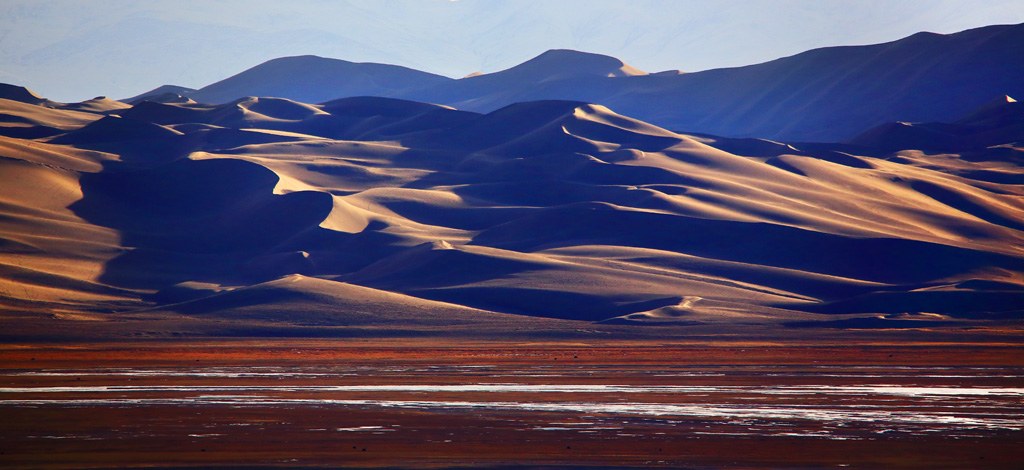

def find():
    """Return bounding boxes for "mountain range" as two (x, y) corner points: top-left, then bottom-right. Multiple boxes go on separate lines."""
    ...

(129, 23), (1024, 142)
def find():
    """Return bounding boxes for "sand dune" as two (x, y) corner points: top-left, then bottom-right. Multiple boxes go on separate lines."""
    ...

(849, 95), (1024, 151)
(0, 82), (1022, 337)
(0, 84), (54, 106)
(0, 97), (104, 139)
(150, 273), (559, 329)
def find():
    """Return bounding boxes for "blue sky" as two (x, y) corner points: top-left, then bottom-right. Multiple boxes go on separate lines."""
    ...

(3, 0), (1024, 101)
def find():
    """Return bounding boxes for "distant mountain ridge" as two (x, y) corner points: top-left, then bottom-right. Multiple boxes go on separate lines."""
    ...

(125, 22), (1024, 142)
(127, 55), (452, 105)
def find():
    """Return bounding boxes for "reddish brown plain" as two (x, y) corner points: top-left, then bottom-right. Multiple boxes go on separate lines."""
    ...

(2, 340), (1022, 469)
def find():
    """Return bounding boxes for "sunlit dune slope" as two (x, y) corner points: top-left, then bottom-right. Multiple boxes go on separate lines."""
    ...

(1, 85), (1022, 332)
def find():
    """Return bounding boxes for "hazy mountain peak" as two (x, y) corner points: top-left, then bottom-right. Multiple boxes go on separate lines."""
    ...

(501, 49), (647, 80)
(123, 85), (198, 104)
(177, 54), (454, 105)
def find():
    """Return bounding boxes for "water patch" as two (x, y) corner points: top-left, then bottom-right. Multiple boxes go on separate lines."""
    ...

(335, 426), (392, 432)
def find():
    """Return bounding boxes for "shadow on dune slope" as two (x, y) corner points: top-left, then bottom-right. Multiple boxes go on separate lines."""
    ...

(71, 158), (324, 288)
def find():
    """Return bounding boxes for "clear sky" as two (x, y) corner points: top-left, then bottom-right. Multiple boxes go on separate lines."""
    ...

(3, 0), (1024, 102)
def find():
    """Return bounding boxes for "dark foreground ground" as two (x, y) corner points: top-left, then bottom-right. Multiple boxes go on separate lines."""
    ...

(1, 340), (1022, 469)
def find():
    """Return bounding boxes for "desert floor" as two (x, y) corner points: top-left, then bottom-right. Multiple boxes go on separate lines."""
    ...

(1, 339), (1021, 469)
